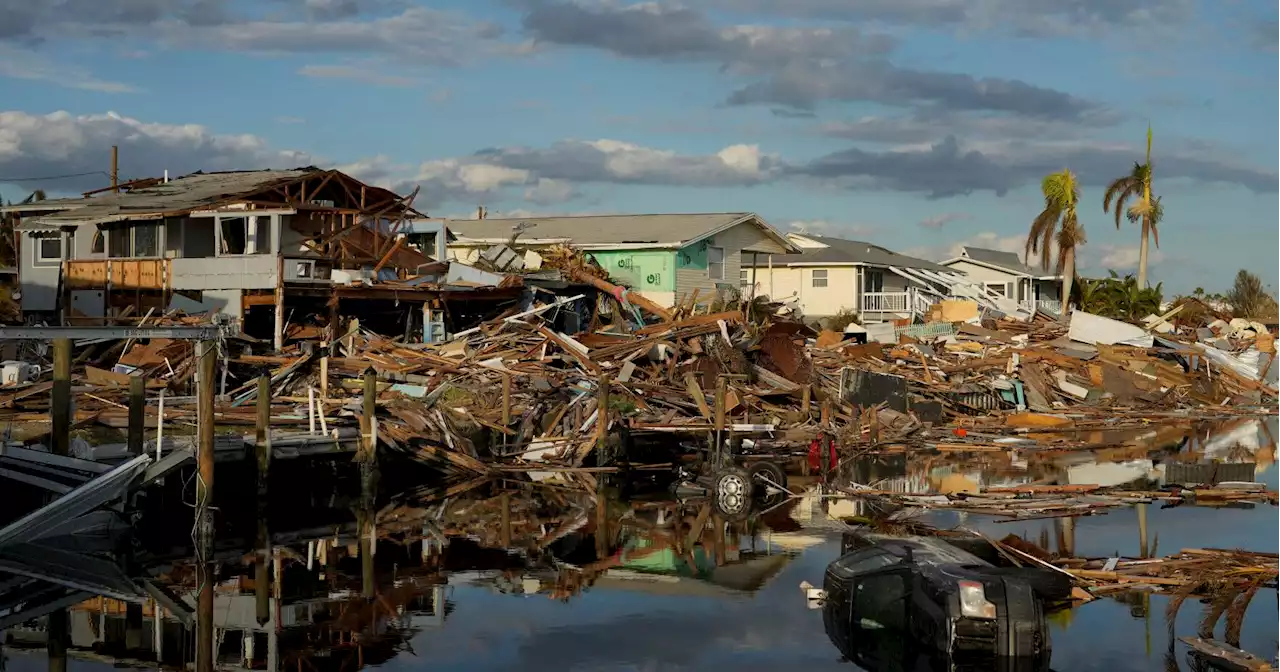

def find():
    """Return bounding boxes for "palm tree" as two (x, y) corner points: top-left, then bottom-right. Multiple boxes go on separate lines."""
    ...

(1027, 169), (1084, 319)
(1103, 126), (1157, 289)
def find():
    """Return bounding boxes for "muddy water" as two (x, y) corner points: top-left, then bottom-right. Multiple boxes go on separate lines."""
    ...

(1, 418), (1275, 672)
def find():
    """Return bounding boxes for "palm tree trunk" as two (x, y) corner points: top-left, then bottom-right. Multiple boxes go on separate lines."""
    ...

(1061, 246), (1076, 321)
(1137, 216), (1150, 289)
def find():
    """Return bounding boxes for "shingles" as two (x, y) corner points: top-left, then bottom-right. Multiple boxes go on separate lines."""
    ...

(748, 234), (952, 273)
(446, 213), (755, 247)
(962, 247), (1043, 276)
(10, 170), (312, 225)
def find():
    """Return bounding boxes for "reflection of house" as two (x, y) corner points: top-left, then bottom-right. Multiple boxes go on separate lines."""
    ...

(940, 247), (1064, 315)
(446, 213), (798, 308)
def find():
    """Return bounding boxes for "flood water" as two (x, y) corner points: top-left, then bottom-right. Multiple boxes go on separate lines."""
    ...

(1, 417), (1276, 672)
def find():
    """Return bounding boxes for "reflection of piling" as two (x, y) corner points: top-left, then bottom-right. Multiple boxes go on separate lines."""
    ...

(47, 338), (72, 672)
(195, 340), (217, 672)
(255, 516), (271, 626)
(500, 493), (512, 548)
(127, 376), (144, 456)
(46, 606), (68, 672)
(1137, 503), (1149, 559)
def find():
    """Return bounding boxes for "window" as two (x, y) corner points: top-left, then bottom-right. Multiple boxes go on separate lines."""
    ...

(220, 217), (248, 255)
(812, 268), (828, 288)
(865, 270), (884, 293)
(739, 268), (751, 287)
(248, 215), (271, 254)
(109, 225), (131, 258)
(707, 246), (724, 280)
(36, 236), (62, 263)
(986, 282), (1008, 297)
(853, 572), (908, 632)
(133, 222), (159, 257)
(91, 231), (105, 254)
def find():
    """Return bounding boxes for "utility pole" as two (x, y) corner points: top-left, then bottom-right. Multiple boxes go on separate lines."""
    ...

(110, 146), (119, 193)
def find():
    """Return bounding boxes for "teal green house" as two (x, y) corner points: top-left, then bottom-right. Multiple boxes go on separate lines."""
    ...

(445, 213), (798, 307)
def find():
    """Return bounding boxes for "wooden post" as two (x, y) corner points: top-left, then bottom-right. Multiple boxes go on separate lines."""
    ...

(820, 400), (833, 480)
(714, 376), (727, 468)
(127, 375), (144, 456)
(596, 373), (610, 447)
(195, 339), (216, 672)
(51, 338), (71, 457)
(110, 145), (119, 193)
(319, 341), (330, 401)
(502, 374), (512, 426)
(256, 374), (271, 496)
(361, 368), (377, 462)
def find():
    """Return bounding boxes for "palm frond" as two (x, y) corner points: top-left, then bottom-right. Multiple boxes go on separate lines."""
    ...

(1165, 580), (1199, 635)
(1199, 585), (1237, 638)
(1223, 578), (1263, 646)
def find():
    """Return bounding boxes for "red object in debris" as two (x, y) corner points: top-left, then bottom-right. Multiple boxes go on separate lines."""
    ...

(953, 428), (968, 437)
(808, 438), (838, 472)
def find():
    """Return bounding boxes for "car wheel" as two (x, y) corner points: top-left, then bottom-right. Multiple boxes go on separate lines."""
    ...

(712, 467), (753, 521)
(747, 461), (788, 496)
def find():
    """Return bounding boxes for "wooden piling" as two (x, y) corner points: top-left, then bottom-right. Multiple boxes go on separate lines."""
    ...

(51, 338), (71, 457)
(1137, 503), (1149, 559)
(195, 339), (217, 672)
(48, 337), (72, 672)
(360, 368), (377, 462)
(127, 375), (144, 456)
(255, 374), (271, 496)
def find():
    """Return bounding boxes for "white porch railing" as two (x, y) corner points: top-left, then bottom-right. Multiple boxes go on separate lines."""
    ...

(1020, 299), (1063, 314)
(862, 291), (909, 313)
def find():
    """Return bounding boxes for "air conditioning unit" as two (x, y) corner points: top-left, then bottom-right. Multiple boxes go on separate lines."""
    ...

(309, 199), (335, 208)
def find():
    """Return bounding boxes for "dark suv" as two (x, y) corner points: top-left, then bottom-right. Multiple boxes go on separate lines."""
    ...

(823, 530), (1061, 670)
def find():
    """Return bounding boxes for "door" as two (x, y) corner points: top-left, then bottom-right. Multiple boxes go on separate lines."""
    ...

(849, 569), (911, 667)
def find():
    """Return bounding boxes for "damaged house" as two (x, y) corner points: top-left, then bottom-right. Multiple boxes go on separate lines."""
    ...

(1, 168), (523, 346)
(445, 213), (799, 308)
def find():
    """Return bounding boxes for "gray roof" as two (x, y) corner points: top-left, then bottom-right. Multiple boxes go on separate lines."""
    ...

(0, 169), (313, 225)
(446, 212), (796, 251)
(745, 234), (952, 273)
(958, 247), (1052, 277)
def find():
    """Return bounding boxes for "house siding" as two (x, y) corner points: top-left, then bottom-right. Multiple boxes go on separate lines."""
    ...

(19, 231), (69, 313)
(588, 249), (676, 308)
(752, 265), (858, 317)
(674, 221), (783, 302)
(943, 259), (1018, 296)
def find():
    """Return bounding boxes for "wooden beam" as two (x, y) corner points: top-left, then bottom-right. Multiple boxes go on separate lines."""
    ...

(371, 238), (404, 275)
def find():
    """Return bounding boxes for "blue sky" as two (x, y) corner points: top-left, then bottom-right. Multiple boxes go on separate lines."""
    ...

(0, 0), (1276, 294)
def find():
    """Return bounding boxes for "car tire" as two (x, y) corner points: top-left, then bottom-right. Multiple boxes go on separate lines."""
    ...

(972, 567), (1074, 602)
(747, 461), (788, 494)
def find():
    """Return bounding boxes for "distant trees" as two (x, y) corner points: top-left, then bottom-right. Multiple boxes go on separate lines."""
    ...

(1226, 269), (1278, 318)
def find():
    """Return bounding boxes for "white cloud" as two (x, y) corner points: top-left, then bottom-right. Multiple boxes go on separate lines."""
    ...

(0, 45), (138, 93)
(1092, 244), (1166, 272)
(297, 64), (419, 87)
(524, 178), (578, 205)
(786, 220), (878, 238)
(0, 110), (311, 193)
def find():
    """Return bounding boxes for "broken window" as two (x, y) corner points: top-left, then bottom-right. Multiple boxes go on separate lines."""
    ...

(986, 282), (1008, 297)
(219, 217), (248, 254)
(707, 246), (724, 281)
(36, 236), (62, 263)
(812, 268), (829, 288)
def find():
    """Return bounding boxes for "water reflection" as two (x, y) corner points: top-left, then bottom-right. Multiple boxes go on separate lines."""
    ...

(0, 417), (1274, 672)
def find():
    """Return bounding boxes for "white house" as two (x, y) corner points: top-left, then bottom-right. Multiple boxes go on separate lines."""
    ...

(742, 233), (980, 322)
(940, 247), (1065, 315)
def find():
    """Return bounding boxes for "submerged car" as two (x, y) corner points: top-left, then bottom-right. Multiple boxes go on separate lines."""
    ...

(823, 529), (1064, 670)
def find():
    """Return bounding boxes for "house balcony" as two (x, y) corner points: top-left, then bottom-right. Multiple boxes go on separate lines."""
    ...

(861, 291), (909, 314)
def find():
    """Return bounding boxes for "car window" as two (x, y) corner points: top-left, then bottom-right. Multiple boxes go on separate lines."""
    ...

(837, 549), (899, 574)
(853, 572), (908, 632)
